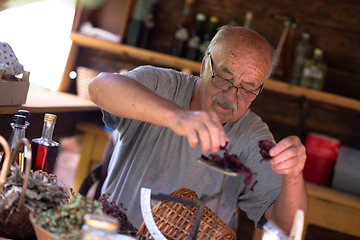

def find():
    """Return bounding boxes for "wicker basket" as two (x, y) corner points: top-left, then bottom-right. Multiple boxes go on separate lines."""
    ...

(0, 137), (36, 239)
(76, 66), (100, 100)
(137, 188), (236, 240)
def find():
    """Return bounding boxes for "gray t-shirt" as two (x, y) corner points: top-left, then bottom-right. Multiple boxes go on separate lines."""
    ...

(101, 65), (283, 229)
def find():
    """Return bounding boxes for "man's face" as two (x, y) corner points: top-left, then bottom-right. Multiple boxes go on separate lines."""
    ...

(193, 40), (271, 124)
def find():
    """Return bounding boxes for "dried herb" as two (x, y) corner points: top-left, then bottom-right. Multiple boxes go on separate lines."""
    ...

(0, 165), (69, 215)
(258, 140), (275, 162)
(99, 193), (138, 237)
(201, 143), (254, 188)
(32, 194), (103, 240)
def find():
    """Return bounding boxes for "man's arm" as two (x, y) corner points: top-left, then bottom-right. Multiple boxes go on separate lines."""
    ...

(264, 136), (308, 233)
(88, 72), (228, 153)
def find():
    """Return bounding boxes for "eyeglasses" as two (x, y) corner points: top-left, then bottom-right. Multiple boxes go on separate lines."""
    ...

(208, 53), (263, 102)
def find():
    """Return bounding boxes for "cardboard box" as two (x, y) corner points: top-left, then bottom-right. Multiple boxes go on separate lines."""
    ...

(0, 69), (30, 106)
(332, 146), (360, 196)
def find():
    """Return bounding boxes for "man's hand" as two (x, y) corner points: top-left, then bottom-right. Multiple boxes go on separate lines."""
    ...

(265, 136), (308, 233)
(268, 136), (306, 179)
(169, 110), (229, 154)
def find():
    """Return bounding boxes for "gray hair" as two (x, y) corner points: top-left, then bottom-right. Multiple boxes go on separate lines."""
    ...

(207, 25), (277, 79)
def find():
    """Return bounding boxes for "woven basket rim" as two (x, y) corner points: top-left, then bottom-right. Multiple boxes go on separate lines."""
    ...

(137, 188), (236, 240)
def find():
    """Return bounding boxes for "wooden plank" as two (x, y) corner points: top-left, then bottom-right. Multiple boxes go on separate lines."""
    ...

(305, 195), (360, 238)
(70, 32), (202, 74)
(0, 90), (98, 115)
(306, 183), (360, 210)
(264, 80), (360, 112)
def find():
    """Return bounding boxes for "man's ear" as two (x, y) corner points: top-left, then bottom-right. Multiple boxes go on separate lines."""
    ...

(200, 53), (207, 78)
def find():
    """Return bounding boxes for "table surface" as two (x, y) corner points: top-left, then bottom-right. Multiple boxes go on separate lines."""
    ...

(0, 90), (99, 115)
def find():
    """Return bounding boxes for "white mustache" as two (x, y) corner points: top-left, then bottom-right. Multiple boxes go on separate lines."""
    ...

(212, 95), (238, 110)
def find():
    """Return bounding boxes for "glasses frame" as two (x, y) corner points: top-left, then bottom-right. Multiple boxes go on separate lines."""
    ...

(208, 52), (263, 102)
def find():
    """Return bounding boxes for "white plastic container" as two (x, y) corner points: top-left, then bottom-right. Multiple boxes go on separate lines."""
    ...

(332, 146), (360, 196)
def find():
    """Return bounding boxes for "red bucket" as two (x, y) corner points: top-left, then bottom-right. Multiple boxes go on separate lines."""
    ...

(303, 133), (341, 185)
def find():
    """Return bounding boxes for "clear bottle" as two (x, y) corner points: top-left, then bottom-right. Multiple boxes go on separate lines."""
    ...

(197, 16), (219, 62)
(81, 214), (119, 240)
(300, 48), (328, 90)
(185, 13), (206, 61)
(289, 32), (314, 85)
(8, 114), (28, 171)
(31, 113), (59, 173)
(171, 0), (195, 57)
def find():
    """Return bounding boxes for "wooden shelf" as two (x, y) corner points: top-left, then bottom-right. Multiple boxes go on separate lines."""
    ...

(70, 32), (202, 74)
(68, 32), (360, 113)
(264, 80), (360, 112)
(0, 90), (98, 115)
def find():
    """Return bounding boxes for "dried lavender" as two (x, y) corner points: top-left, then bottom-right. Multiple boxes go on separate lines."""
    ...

(32, 194), (103, 240)
(98, 193), (138, 237)
(201, 143), (254, 188)
(258, 140), (275, 162)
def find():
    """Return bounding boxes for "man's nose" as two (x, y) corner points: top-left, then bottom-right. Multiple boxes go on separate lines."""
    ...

(223, 86), (238, 102)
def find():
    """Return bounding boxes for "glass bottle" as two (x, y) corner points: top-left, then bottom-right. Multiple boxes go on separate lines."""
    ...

(300, 48), (328, 90)
(197, 16), (219, 62)
(243, 11), (253, 29)
(126, 0), (147, 47)
(8, 114), (28, 171)
(81, 214), (119, 240)
(289, 32), (313, 85)
(171, 0), (195, 58)
(185, 13), (206, 61)
(31, 113), (59, 173)
(139, 0), (157, 49)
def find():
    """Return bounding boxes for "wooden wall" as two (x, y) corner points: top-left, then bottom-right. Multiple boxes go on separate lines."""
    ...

(74, 0), (360, 147)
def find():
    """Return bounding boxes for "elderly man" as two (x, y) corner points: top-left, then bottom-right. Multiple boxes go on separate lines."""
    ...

(88, 25), (308, 233)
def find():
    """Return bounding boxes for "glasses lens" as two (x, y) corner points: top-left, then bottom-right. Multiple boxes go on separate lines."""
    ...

(212, 76), (232, 91)
(237, 88), (256, 102)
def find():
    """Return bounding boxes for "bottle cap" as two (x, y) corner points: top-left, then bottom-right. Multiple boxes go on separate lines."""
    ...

(84, 214), (119, 230)
(314, 48), (323, 56)
(17, 110), (30, 120)
(44, 113), (57, 124)
(13, 114), (27, 125)
(210, 16), (219, 23)
(196, 13), (206, 21)
(302, 32), (310, 39)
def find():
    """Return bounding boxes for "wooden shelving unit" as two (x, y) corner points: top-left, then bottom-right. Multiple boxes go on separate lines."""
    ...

(61, 32), (360, 113)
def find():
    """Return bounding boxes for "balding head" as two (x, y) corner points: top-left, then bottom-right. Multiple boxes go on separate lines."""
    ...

(207, 25), (275, 78)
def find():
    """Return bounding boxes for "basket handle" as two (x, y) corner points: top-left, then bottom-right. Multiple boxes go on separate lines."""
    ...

(0, 135), (11, 193)
(9, 138), (32, 211)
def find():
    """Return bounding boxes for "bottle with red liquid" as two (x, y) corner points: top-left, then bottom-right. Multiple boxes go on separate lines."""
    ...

(31, 113), (59, 173)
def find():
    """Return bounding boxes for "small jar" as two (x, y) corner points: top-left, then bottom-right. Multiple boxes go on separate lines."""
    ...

(81, 214), (119, 240)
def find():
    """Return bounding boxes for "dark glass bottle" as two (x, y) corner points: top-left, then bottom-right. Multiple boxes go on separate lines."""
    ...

(300, 48), (328, 90)
(185, 13), (206, 61)
(289, 32), (314, 85)
(198, 16), (219, 62)
(31, 113), (59, 173)
(171, 0), (195, 57)
(139, 0), (157, 49)
(126, 0), (147, 47)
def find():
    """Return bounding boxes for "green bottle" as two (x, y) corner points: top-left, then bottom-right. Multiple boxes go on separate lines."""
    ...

(300, 48), (328, 90)
(289, 32), (314, 85)
(186, 13), (206, 61)
(126, 0), (147, 46)
(197, 16), (219, 62)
